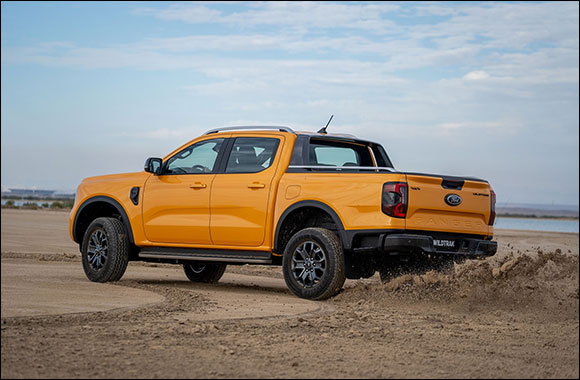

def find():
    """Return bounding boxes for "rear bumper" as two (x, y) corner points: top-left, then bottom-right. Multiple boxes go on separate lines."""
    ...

(381, 234), (497, 258)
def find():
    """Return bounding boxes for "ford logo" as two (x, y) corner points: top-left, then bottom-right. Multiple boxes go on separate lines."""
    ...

(445, 194), (462, 206)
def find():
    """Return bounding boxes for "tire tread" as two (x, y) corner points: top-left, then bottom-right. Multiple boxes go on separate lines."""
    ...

(283, 227), (345, 300)
(183, 263), (227, 283)
(81, 217), (129, 283)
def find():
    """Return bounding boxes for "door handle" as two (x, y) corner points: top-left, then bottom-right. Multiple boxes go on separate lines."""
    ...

(190, 183), (207, 189)
(247, 182), (265, 189)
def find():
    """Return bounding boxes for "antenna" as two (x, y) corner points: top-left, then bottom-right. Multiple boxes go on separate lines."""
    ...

(317, 115), (333, 134)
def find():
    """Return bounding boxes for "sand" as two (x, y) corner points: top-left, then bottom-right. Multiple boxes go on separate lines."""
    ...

(1, 209), (578, 378)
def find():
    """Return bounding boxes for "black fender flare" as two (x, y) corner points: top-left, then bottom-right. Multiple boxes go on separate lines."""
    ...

(273, 200), (349, 253)
(72, 196), (135, 244)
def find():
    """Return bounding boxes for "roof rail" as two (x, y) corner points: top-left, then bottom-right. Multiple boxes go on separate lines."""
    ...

(204, 126), (295, 135)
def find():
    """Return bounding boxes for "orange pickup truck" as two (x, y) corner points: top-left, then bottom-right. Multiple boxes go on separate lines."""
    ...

(70, 126), (497, 299)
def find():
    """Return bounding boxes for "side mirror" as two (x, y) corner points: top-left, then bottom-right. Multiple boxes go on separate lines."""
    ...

(144, 157), (162, 175)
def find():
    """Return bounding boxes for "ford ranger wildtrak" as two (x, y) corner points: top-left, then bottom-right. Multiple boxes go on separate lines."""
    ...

(70, 126), (497, 300)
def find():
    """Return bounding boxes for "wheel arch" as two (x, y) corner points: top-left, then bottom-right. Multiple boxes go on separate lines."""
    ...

(273, 200), (349, 254)
(72, 196), (135, 245)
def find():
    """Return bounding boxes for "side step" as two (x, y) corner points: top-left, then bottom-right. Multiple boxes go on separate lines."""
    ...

(138, 247), (272, 264)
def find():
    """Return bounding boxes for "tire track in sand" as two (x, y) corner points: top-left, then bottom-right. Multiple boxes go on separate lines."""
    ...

(1, 259), (331, 323)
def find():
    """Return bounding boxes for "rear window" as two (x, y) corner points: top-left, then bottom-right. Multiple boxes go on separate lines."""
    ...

(309, 139), (374, 167)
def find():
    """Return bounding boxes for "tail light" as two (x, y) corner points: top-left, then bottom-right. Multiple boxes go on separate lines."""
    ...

(488, 189), (496, 225)
(382, 182), (408, 218)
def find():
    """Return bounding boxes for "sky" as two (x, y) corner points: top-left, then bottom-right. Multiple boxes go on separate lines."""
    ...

(1, 1), (579, 206)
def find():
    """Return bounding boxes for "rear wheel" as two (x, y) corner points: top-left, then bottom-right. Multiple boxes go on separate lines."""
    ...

(183, 262), (227, 283)
(81, 217), (129, 283)
(282, 227), (345, 300)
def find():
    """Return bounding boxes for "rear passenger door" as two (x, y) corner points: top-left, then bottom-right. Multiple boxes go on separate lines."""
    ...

(210, 136), (283, 246)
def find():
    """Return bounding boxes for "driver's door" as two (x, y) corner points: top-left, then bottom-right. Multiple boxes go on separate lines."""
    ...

(142, 138), (225, 245)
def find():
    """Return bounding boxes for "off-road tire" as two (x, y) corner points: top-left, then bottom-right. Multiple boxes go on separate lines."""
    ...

(81, 217), (129, 283)
(282, 227), (345, 300)
(183, 263), (227, 283)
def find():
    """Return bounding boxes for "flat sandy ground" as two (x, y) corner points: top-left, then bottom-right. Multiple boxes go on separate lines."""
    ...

(1, 209), (578, 378)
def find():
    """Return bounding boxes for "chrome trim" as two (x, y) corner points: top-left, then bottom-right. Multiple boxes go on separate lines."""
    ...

(287, 165), (396, 172)
(204, 126), (295, 135)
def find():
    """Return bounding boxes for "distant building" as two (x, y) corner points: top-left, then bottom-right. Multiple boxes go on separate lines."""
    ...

(53, 192), (76, 199)
(2, 188), (55, 198)
(1, 188), (76, 199)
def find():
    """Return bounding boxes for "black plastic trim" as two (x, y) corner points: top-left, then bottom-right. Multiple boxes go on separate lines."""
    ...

(344, 229), (492, 253)
(289, 134), (309, 166)
(296, 133), (378, 146)
(139, 247), (272, 264)
(130, 187), (140, 205)
(213, 138), (235, 174)
(345, 229), (405, 252)
(72, 196), (135, 244)
(273, 200), (347, 252)
(406, 172), (488, 183)
(342, 229), (496, 257)
(144, 157), (162, 174)
(383, 234), (433, 252)
(442, 179), (464, 190)
(383, 234), (497, 257)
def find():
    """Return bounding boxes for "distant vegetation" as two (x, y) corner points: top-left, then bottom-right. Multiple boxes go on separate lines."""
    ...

(2, 195), (74, 201)
(21, 202), (40, 210)
(2, 200), (17, 208)
(1, 199), (74, 210)
(497, 213), (579, 220)
(50, 200), (74, 209)
(496, 205), (578, 219)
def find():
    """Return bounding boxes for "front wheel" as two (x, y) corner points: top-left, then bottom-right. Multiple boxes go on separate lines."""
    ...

(81, 217), (129, 283)
(282, 227), (345, 300)
(183, 262), (227, 283)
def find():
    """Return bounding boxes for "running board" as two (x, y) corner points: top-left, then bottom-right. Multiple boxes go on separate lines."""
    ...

(138, 247), (272, 264)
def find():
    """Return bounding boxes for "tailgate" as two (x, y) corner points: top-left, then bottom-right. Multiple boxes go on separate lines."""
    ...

(405, 173), (492, 236)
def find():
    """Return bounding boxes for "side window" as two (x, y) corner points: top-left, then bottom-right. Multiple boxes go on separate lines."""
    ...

(309, 139), (373, 167)
(165, 139), (224, 174)
(313, 146), (359, 166)
(226, 137), (280, 173)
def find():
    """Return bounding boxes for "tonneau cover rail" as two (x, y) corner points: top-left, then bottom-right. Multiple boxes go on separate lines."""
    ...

(288, 165), (396, 172)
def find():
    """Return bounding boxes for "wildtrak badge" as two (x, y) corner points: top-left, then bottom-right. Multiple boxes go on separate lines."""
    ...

(433, 239), (456, 248)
